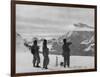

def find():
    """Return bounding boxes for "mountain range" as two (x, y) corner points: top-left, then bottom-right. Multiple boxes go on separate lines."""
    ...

(16, 23), (95, 56)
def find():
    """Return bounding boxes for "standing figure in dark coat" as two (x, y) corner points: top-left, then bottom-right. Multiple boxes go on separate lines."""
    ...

(24, 40), (40, 67)
(42, 39), (49, 69)
(62, 39), (72, 68)
(32, 40), (40, 67)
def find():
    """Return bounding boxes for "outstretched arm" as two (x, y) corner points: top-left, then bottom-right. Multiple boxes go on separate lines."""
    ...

(68, 42), (72, 45)
(24, 42), (31, 49)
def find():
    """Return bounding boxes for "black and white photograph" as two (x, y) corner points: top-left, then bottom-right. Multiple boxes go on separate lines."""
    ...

(11, 1), (97, 76)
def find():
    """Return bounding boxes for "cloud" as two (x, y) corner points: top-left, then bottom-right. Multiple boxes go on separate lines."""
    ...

(16, 4), (94, 26)
(16, 4), (95, 39)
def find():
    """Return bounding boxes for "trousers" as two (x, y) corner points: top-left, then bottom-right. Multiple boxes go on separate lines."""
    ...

(43, 56), (49, 68)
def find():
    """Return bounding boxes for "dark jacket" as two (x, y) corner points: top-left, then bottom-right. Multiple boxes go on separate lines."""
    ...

(31, 45), (39, 55)
(62, 42), (72, 56)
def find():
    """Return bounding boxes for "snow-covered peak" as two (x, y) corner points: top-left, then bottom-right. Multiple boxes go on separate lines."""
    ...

(73, 23), (94, 31)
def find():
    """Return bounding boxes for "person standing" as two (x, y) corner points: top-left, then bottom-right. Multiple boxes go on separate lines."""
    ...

(42, 39), (49, 69)
(62, 39), (72, 68)
(32, 40), (40, 67)
(24, 40), (40, 67)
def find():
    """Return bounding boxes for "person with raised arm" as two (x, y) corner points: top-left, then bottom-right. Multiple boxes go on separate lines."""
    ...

(62, 39), (72, 68)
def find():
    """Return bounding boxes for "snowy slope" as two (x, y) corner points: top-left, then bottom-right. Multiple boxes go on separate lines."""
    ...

(16, 51), (94, 73)
(16, 33), (29, 52)
(81, 36), (94, 52)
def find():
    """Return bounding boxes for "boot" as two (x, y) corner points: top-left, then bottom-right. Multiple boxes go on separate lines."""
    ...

(36, 63), (41, 68)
